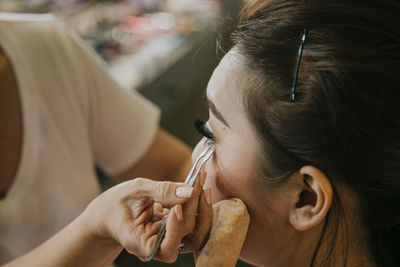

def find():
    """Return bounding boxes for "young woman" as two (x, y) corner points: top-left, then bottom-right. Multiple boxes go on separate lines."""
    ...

(192, 0), (400, 266)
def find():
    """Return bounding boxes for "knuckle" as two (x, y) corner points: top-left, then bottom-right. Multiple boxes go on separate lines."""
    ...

(152, 182), (164, 198)
(154, 182), (174, 200)
(164, 182), (175, 196)
(133, 177), (147, 187)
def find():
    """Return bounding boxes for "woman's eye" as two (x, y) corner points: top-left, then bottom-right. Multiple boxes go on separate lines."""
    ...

(194, 118), (215, 141)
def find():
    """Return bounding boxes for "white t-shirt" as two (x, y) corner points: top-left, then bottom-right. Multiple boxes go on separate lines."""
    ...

(0, 13), (160, 263)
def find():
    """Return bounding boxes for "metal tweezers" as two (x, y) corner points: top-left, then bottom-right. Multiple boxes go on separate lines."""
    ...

(145, 141), (215, 261)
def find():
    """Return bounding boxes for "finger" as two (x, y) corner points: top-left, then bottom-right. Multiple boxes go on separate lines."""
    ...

(152, 207), (170, 222)
(192, 171), (205, 196)
(152, 202), (164, 221)
(181, 190), (201, 235)
(146, 220), (163, 238)
(183, 188), (213, 252)
(136, 234), (158, 262)
(149, 180), (196, 206)
(200, 171), (207, 187)
(162, 208), (169, 217)
(179, 172), (206, 234)
(124, 219), (158, 260)
(135, 204), (154, 226)
(154, 202), (163, 215)
(127, 178), (195, 206)
(127, 197), (154, 220)
(123, 213), (164, 260)
(156, 205), (185, 263)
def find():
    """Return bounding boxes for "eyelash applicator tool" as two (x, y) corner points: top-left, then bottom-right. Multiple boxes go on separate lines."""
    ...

(145, 141), (215, 261)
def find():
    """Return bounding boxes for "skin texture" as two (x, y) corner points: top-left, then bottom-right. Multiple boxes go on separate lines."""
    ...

(3, 178), (205, 267)
(194, 198), (250, 267)
(191, 50), (372, 267)
(192, 51), (293, 265)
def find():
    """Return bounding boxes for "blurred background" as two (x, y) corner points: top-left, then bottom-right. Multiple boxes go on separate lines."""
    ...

(0, 0), (254, 266)
(0, 0), (239, 147)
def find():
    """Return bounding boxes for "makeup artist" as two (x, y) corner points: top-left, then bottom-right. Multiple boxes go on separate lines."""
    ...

(0, 13), (208, 265)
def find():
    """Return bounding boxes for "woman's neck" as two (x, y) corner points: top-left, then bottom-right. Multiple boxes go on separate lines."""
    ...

(314, 227), (375, 267)
(312, 201), (375, 267)
(268, 213), (375, 267)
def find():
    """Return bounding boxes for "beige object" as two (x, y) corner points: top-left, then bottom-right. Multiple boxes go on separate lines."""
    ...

(0, 13), (161, 263)
(195, 198), (250, 267)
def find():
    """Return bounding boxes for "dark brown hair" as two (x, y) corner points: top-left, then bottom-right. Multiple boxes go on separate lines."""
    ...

(229, 0), (400, 266)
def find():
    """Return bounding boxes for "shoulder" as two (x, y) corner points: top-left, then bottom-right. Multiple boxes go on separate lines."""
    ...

(0, 12), (55, 22)
(0, 12), (83, 56)
(0, 13), (58, 38)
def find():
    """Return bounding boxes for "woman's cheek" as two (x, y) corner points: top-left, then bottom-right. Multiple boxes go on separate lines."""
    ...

(203, 160), (227, 203)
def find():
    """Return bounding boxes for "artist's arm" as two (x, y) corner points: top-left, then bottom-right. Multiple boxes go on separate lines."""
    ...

(3, 179), (200, 267)
(113, 128), (193, 183)
(3, 213), (122, 267)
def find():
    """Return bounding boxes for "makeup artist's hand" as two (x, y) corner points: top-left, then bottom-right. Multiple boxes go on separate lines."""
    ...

(79, 178), (201, 262)
(4, 177), (214, 267)
(171, 172), (214, 255)
(138, 172), (214, 261)
(132, 171), (214, 261)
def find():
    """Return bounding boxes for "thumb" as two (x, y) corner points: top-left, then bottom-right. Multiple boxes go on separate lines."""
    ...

(132, 179), (195, 206)
(151, 181), (195, 206)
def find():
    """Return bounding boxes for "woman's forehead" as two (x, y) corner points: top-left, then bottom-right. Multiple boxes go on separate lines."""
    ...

(206, 50), (246, 107)
(206, 50), (261, 142)
(206, 56), (244, 126)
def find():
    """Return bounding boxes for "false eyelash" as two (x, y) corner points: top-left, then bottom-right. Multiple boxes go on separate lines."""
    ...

(194, 118), (215, 141)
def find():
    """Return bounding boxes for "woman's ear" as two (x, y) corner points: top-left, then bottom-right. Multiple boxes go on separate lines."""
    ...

(288, 166), (333, 231)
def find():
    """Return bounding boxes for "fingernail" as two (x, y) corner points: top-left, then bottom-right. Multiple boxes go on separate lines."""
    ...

(176, 187), (194, 198)
(175, 204), (183, 221)
(205, 188), (212, 204)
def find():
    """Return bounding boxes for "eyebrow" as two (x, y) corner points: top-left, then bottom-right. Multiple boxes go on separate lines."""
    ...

(206, 98), (230, 128)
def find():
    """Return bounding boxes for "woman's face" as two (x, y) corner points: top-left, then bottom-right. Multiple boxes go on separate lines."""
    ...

(192, 51), (295, 265)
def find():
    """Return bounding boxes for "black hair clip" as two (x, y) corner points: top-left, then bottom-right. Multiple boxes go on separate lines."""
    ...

(290, 28), (308, 102)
